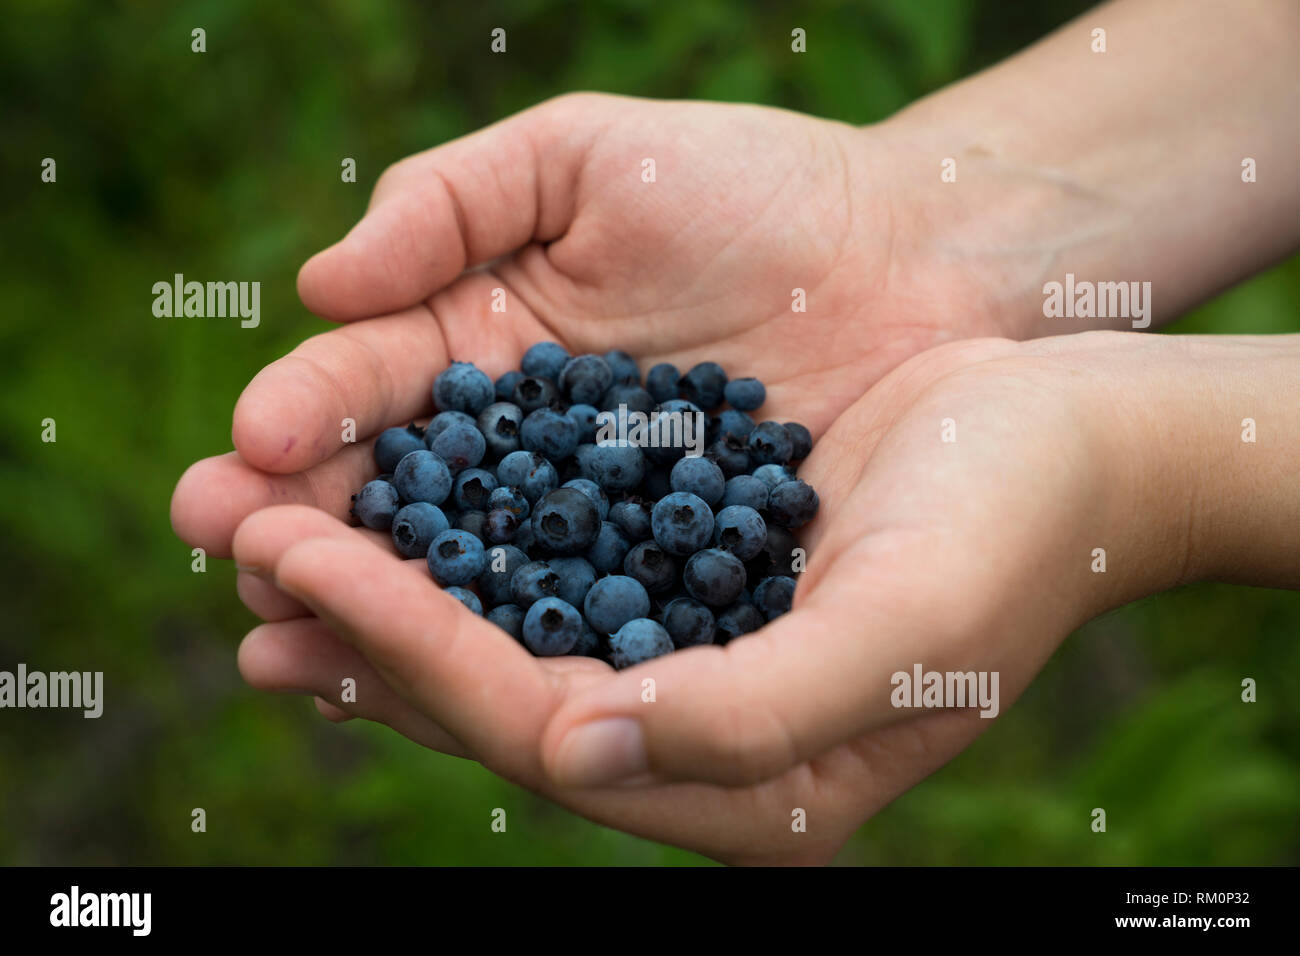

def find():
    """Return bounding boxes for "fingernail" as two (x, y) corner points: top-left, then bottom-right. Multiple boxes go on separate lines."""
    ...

(553, 718), (647, 788)
(235, 563), (265, 575)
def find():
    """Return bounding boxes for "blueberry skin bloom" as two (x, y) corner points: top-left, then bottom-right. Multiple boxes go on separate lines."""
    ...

(650, 491), (714, 556)
(374, 424), (426, 473)
(531, 487), (602, 555)
(520, 407), (580, 460)
(424, 410), (477, 443)
(511, 375), (560, 414)
(609, 618), (674, 670)
(433, 361), (495, 415)
(546, 556), (597, 609)
(521, 341), (571, 383)
(496, 451), (559, 504)
(510, 560), (562, 608)
(560, 354), (614, 405)
(426, 529), (486, 587)
(476, 402), (523, 459)
(486, 603), (526, 642)
(623, 540), (678, 595)
(562, 478), (609, 520)
(678, 361), (728, 409)
(391, 502), (450, 558)
(753, 575), (796, 621)
(670, 455), (725, 507)
(746, 421), (794, 466)
(712, 409), (756, 441)
(523, 597), (583, 657)
(751, 463), (794, 490)
(566, 403), (601, 444)
(583, 575), (651, 635)
(452, 467), (497, 512)
(723, 377), (766, 412)
(351, 479), (401, 530)
(608, 498), (653, 542)
(645, 362), (680, 404)
(487, 484), (530, 520)
(394, 450), (452, 506)
(444, 586), (483, 616)
(662, 597), (716, 648)
(768, 478), (820, 529)
(585, 442), (646, 493)
(477, 544), (528, 606)
(722, 474), (769, 512)
(584, 521), (632, 574)
(712, 505), (768, 561)
(430, 420), (486, 473)
(683, 548), (748, 607)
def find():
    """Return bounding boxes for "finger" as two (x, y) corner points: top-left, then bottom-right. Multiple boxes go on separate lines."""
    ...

(231, 504), (393, 572)
(297, 93), (612, 321)
(237, 570), (311, 621)
(238, 617), (472, 758)
(315, 697), (354, 722)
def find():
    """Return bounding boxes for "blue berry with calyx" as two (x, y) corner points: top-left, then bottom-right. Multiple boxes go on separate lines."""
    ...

(495, 370), (525, 402)
(604, 348), (641, 385)
(584, 442), (645, 492)
(559, 354), (613, 405)
(583, 575), (651, 635)
(566, 404), (600, 444)
(430, 420), (486, 473)
(662, 597), (716, 648)
(455, 510), (487, 542)
(723, 377), (766, 412)
(546, 556), (597, 609)
(391, 502), (450, 557)
(521, 341), (570, 383)
(531, 487), (602, 555)
(645, 362), (680, 404)
(609, 618), (674, 669)
(520, 407), (580, 460)
(746, 421), (794, 466)
(768, 478), (820, 528)
(623, 540), (677, 595)
(608, 498), (653, 542)
(722, 474), (769, 512)
(706, 435), (750, 477)
(713, 505), (767, 561)
(433, 361), (494, 415)
(486, 603), (526, 642)
(784, 422), (812, 460)
(670, 455), (725, 507)
(496, 451), (558, 504)
(678, 361), (727, 409)
(747, 525), (800, 579)
(426, 529), (486, 586)
(424, 410), (477, 444)
(510, 560), (561, 608)
(562, 477), (609, 519)
(753, 575), (796, 621)
(752, 462), (794, 490)
(374, 424), (426, 473)
(393, 450), (452, 506)
(444, 586), (482, 616)
(477, 402), (523, 458)
(523, 597), (583, 657)
(651, 491), (714, 556)
(452, 467), (497, 512)
(351, 479), (401, 530)
(683, 548), (747, 607)
(487, 485), (530, 520)
(477, 544), (528, 605)
(585, 521), (632, 574)
(484, 508), (519, 544)
(512, 375), (560, 414)
(714, 601), (765, 644)
(711, 409), (756, 442)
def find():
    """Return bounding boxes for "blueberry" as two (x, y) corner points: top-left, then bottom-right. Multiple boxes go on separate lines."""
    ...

(604, 348), (640, 385)
(712, 505), (768, 561)
(452, 467), (497, 512)
(784, 422), (813, 460)
(560, 354), (613, 405)
(645, 398), (705, 465)
(585, 521), (632, 574)
(711, 409), (756, 442)
(650, 491), (714, 556)
(722, 474), (769, 512)
(484, 508), (520, 543)
(608, 498), (653, 542)
(487, 485), (530, 520)
(510, 560), (561, 608)
(609, 618), (674, 669)
(723, 377), (766, 412)
(546, 556), (598, 609)
(455, 510), (488, 542)
(567, 404), (601, 444)
(374, 424), (426, 472)
(430, 420), (486, 473)
(391, 502), (450, 557)
(521, 341), (570, 383)
(424, 410), (477, 444)
(753, 575), (796, 620)
(496, 451), (558, 504)
(662, 597), (716, 648)
(600, 383), (655, 414)
(393, 450), (452, 506)
(530, 487), (602, 555)
(495, 370), (525, 402)
(477, 544), (528, 605)
(623, 540), (677, 595)
(350, 479), (401, 530)
(768, 479), (819, 528)
(706, 435), (750, 477)
(746, 421), (794, 466)
(746, 525), (800, 579)
(678, 361), (727, 409)
(569, 621), (604, 659)
(670, 455), (725, 507)
(714, 602), (765, 644)
(434, 362), (494, 415)
(562, 478), (609, 519)
(522, 597), (583, 657)
(752, 463), (794, 490)
(444, 586), (483, 616)
(645, 363), (680, 404)
(486, 603), (526, 642)
(512, 519), (537, 553)
(426, 529), (486, 586)
(477, 402), (524, 459)
(583, 575), (651, 635)
(512, 375), (560, 414)
(520, 407), (580, 460)
(683, 548), (747, 607)
(585, 442), (645, 492)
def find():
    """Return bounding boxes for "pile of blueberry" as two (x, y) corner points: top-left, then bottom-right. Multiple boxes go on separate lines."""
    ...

(350, 342), (818, 669)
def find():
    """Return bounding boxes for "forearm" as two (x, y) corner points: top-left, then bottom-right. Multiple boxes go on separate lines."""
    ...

(877, 0), (1300, 337)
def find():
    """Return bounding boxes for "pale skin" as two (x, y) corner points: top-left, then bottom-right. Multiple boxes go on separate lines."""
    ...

(171, 0), (1300, 864)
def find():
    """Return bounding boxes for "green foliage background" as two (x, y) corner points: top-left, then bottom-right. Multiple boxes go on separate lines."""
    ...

(2, 0), (1297, 865)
